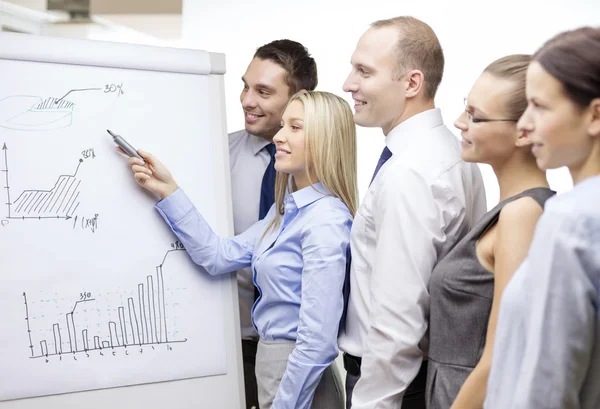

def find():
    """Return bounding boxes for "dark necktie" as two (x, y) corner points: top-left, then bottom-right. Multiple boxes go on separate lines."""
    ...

(258, 143), (276, 220)
(339, 147), (392, 330)
(370, 146), (392, 185)
(338, 244), (352, 334)
(255, 143), (276, 302)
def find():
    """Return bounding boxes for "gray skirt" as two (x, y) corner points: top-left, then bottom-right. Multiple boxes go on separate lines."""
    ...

(256, 339), (344, 409)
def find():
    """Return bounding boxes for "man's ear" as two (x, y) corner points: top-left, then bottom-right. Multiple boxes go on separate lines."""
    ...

(404, 70), (425, 99)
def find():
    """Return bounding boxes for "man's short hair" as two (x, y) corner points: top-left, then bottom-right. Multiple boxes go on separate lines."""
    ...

(254, 39), (318, 94)
(371, 16), (444, 100)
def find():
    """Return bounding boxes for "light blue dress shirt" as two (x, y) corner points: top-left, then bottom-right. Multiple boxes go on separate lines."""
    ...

(485, 174), (600, 409)
(155, 182), (352, 409)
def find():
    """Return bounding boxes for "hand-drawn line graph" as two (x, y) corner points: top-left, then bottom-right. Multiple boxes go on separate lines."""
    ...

(0, 95), (75, 131)
(23, 247), (188, 359)
(2, 143), (83, 220)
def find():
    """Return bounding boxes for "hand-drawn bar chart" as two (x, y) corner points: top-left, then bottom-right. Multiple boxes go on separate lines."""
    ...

(2, 142), (83, 220)
(24, 248), (188, 359)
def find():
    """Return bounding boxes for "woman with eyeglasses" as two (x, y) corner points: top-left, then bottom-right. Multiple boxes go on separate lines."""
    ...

(485, 27), (600, 409)
(425, 54), (555, 409)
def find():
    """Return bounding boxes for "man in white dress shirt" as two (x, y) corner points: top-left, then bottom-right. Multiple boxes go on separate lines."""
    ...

(228, 39), (318, 409)
(338, 16), (487, 409)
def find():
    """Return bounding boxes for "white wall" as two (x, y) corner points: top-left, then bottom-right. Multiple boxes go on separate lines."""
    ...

(181, 0), (599, 205)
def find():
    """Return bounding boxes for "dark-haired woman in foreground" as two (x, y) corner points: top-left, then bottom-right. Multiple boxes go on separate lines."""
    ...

(485, 26), (600, 409)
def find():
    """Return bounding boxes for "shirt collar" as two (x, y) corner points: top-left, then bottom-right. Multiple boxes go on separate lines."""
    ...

(386, 108), (443, 154)
(287, 182), (330, 209)
(246, 131), (273, 156)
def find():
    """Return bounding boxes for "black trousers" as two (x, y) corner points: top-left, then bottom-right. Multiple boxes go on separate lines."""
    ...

(344, 357), (427, 409)
(242, 339), (260, 409)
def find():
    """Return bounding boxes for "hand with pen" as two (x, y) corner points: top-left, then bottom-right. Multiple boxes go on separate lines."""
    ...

(117, 147), (179, 200)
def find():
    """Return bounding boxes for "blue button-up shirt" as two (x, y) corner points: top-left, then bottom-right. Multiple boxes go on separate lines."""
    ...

(155, 182), (352, 409)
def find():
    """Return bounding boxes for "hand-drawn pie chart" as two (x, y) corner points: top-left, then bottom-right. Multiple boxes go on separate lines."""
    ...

(0, 95), (74, 131)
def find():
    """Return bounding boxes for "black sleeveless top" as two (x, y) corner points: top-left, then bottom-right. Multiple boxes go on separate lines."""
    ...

(425, 187), (555, 409)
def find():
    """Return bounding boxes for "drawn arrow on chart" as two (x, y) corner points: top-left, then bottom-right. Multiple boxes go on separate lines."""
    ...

(8, 216), (72, 220)
(23, 292), (34, 357)
(74, 158), (83, 177)
(2, 143), (11, 218)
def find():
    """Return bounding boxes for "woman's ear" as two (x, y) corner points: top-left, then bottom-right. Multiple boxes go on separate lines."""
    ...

(515, 128), (533, 148)
(588, 98), (600, 138)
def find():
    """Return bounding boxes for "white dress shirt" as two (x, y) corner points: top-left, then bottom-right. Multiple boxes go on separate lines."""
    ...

(229, 129), (272, 340)
(338, 108), (487, 409)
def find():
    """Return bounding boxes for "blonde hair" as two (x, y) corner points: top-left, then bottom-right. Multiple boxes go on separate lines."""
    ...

(483, 54), (532, 120)
(264, 91), (358, 235)
(371, 16), (444, 100)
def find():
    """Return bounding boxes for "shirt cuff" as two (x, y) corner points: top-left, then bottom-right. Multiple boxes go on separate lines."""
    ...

(154, 188), (194, 224)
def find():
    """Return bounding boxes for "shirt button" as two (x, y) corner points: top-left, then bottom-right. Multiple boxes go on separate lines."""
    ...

(287, 209), (293, 214)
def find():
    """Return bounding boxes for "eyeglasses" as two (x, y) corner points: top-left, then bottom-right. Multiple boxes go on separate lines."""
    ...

(463, 97), (518, 124)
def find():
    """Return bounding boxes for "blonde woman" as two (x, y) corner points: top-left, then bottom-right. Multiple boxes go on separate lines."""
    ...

(426, 55), (555, 409)
(121, 91), (357, 409)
